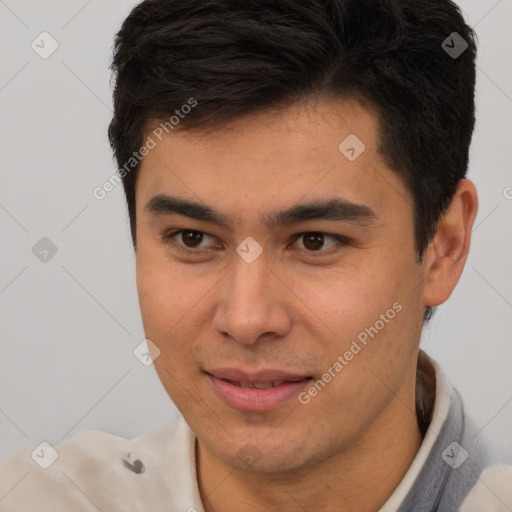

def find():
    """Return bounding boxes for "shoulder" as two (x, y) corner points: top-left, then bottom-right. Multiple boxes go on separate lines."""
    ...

(460, 464), (512, 511)
(0, 420), (185, 512)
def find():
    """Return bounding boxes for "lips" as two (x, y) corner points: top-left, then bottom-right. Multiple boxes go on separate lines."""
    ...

(227, 380), (286, 389)
(205, 368), (312, 412)
(205, 367), (309, 384)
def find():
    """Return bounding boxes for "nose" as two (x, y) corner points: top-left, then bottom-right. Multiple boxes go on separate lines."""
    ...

(212, 252), (292, 346)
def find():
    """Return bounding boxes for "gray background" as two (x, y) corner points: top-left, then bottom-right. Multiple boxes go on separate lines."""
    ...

(1, 0), (511, 465)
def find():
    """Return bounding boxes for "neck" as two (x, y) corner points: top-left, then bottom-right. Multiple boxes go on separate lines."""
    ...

(197, 362), (424, 512)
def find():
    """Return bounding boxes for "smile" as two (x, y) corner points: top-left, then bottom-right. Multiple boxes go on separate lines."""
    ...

(206, 370), (313, 412)
(224, 379), (292, 389)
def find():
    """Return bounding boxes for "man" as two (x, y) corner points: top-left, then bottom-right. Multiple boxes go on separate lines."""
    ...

(1, 0), (511, 510)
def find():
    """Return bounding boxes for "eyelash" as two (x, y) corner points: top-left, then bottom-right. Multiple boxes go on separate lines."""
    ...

(162, 229), (350, 257)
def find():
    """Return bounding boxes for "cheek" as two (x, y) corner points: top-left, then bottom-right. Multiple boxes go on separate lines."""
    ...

(324, 293), (420, 403)
(292, 258), (419, 388)
(136, 250), (211, 334)
(287, 262), (402, 339)
(136, 260), (206, 410)
(135, 253), (217, 381)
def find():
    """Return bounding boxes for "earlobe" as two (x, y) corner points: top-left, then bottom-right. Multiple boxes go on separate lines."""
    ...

(422, 179), (479, 307)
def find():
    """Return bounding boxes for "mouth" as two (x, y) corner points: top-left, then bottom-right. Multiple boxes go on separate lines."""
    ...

(205, 369), (313, 412)
(216, 378), (306, 389)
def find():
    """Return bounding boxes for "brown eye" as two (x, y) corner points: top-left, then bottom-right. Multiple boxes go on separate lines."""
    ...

(302, 232), (325, 251)
(181, 230), (204, 248)
(291, 231), (347, 254)
(163, 229), (217, 254)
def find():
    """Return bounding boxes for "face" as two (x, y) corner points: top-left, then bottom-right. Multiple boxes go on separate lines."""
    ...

(135, 97), (426, 473)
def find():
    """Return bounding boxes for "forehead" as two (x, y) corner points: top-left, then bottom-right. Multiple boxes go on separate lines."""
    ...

(143, 96), (379, 162)
(136, 97), (411, 225)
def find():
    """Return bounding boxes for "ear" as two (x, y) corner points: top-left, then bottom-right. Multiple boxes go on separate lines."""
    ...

(422, 179), (479, 307)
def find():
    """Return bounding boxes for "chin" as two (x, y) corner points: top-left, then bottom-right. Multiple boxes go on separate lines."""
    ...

(207, 431), (317, 474)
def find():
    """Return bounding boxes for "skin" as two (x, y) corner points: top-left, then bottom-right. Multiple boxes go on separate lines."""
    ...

(134, 97), (478, 512)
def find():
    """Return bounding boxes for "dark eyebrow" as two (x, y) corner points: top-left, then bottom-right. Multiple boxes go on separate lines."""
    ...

(264, 198), (377, 229)
(145, 194), (233, 228)
(144, 194), (377, 230)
